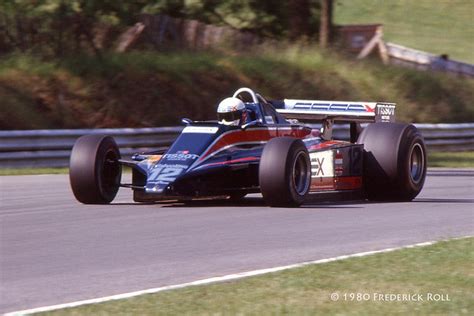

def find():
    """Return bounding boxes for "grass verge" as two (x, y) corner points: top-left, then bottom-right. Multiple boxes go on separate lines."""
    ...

(334, 0), (474, 63)
(429, 151), (474, 168)
(40, 237), (473, 315)
(0, 168), (69, 176)
(0, 167), (135, 176)
(1, 49), (473, 130)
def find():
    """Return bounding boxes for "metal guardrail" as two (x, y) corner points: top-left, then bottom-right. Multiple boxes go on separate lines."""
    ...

(0, 127), (182, 168)
(385, 43), (474, 77)
(0, 124), (472, 168)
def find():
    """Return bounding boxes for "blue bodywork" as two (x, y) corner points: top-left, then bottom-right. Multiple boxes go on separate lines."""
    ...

(127, 102), (313, 202)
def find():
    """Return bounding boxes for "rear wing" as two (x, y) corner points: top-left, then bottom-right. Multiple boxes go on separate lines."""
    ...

(274, 99), (396, 123)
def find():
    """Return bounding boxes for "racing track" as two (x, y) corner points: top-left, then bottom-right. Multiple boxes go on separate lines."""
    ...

(1, 170), (473, 313)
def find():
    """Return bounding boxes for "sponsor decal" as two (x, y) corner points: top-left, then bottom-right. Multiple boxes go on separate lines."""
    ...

(377, 104), (395, 116)
(148, 155), (162, 162)
(139, 154), (163, 168)
(182, 126), (218, 134)
(313, 158), (325, 176)
(163, 150), (199, 161)
(310, 151), (334, 177)
(364, 104), (376, 113)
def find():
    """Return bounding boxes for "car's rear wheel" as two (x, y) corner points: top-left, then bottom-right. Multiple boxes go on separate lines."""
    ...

(357, 123), (427, 201)
(70, 135), (122, 204)
(259, 137), (311, 207)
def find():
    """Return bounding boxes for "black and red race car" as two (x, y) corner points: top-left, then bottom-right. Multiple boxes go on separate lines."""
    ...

(69, 87), (427, 206)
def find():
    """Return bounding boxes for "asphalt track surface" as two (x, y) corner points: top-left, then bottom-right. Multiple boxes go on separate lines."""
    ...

(1, 170), (473, 313)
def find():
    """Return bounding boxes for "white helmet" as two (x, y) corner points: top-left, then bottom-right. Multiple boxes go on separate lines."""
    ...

(217, 97), (246, 126)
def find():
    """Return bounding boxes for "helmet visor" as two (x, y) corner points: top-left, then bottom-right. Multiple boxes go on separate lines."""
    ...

(217, 110), (242, 123)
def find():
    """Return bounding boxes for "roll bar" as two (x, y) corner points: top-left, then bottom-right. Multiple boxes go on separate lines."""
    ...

(232, 87), (259, 104)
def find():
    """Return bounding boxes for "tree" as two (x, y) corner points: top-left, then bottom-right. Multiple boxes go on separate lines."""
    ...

(319, 0), (333, 47)
(143, 0), (318, 40)
(0, 0), (325, 56)
(288, 0), (311, 40)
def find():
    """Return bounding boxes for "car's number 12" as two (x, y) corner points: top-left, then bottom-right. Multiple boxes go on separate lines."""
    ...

(150, 166), (184, 183)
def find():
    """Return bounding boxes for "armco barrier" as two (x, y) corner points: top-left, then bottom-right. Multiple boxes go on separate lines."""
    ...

(385, 42), (474, 77)
(0, 127), (183, 168)
(0, 123), (472, 168)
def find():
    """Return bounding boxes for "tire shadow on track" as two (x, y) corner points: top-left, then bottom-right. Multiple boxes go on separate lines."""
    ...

(109, 197), (472, 208)
(139, 197), (365, 209)
(161, 197), (267, 208)
(104, 197), (266, 207)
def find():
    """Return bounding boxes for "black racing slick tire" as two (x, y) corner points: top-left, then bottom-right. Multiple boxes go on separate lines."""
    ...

(357, 123), (427, 201)
(69, 135), (122, 204)
(259, 137), (311, 207)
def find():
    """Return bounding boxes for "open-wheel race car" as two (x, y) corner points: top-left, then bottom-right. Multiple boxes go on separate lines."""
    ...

(69, 87), (427, 207)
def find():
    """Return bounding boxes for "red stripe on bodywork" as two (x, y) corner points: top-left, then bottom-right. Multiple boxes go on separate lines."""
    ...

(308, 140), (343, 151)
(278, 127), (313, 138)
(310, 177), (335, 191)
(310, 176), (362, 191)
(200, 127), (311, 161)
(334, 176), (362, 190)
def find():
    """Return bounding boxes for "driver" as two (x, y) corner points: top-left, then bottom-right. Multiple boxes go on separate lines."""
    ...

(217, 97), (248, 126)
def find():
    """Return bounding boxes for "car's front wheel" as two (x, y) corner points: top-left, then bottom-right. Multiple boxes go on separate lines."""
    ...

(69, 135), (122, 204)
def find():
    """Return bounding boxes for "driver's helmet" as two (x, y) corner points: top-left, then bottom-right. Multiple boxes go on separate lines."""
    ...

(217, 97), (246, 126)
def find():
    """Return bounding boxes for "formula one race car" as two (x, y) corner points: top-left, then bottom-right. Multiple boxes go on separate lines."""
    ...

(69, 87), (427, 206)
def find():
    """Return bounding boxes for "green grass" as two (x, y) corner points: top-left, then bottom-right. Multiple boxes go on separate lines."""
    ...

(334, 0), (474, 63)
(429, 151), (474, 168)
(0, 168), (69, 176)
(40, 237), (474, 315)
(0, 50), (473, 130)
(0, 167), (135, 176)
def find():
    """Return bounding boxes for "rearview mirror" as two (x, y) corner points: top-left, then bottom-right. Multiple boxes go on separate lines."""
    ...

(181, 118), (193, 125)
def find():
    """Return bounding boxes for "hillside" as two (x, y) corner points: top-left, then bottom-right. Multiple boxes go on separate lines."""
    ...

(334, 0), (474, 63)
(1, 48), (473, 130)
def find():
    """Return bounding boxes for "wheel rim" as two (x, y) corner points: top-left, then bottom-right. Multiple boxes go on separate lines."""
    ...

(292, 151), (311, 196)
(101, 149), (120, 195)
(409, 143), (424, 184)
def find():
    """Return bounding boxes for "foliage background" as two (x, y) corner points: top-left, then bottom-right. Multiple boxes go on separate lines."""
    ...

(0, 0), (472, 129)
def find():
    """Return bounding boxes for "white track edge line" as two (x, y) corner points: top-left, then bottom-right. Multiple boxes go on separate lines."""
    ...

(5, 235), (473, 316)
